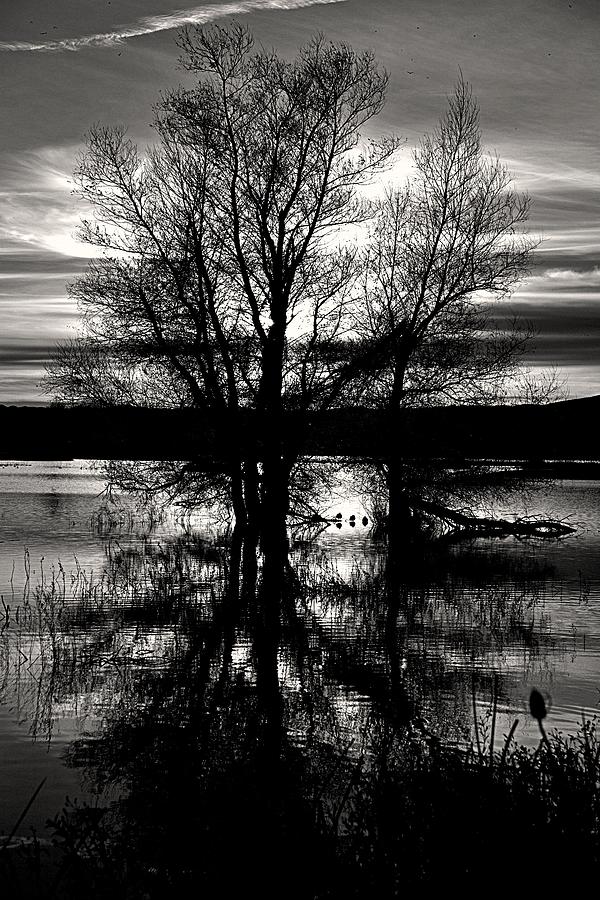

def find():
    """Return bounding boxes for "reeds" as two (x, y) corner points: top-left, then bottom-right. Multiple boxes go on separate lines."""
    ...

(324, 703), (600, 894)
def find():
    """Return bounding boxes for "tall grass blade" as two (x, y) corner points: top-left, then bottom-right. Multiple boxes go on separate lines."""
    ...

(1, 777), (47, 853)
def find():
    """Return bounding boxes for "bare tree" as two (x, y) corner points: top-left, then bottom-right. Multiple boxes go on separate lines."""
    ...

(355, 78), (535, 411)
(47, 23), (395, 537)
(345, 79), (539, 540)
(168, 24), (395, 546)
(47, 39), (544, 546)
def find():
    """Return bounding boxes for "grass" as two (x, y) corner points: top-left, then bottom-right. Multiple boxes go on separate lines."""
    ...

(3, 692), (599, 897)
(318, 699), (600, 894)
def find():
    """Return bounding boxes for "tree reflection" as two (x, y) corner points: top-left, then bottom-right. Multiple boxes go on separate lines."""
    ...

(0, 509), (570, 894)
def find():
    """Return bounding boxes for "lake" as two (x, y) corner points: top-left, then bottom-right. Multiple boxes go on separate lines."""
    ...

(1, 459), (599, 847)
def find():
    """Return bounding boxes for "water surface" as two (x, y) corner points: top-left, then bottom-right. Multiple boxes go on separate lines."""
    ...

(1, 460), (599, 839)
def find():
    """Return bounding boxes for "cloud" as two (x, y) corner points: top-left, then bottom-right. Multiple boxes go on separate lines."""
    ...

(0, 0), (346, 53)
(521, 266), (600, 289)
(509, 155), (600, 231)
(544, 267), (600, 284)
(0, 145), (94, 259)
(0, 144), (89, 402)
(507, 158), (600, 195)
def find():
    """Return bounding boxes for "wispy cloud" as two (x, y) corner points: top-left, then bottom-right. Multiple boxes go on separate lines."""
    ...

(0, 0), (346, 53)
(0, 145), (98, 259)
(545, 267), (600, 284)
(520, 267), (600, 289)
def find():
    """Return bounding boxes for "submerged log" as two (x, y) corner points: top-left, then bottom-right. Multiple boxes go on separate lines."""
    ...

(405, 495), (576, 540)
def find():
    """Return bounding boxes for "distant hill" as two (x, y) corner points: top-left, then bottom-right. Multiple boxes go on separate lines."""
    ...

(0, 396), (598, 462)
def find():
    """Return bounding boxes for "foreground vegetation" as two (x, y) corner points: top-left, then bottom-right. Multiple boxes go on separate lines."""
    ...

(2, 710), (599, 897)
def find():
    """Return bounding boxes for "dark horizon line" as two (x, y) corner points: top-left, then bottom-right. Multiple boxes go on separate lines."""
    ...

(1, 396), (599, 462)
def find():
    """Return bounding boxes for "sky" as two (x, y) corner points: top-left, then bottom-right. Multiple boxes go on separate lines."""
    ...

(0, 0), (598, 404)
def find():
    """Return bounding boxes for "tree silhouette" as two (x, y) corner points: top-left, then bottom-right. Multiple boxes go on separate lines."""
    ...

(355, 78), (534, 410)
(47, 23), (394, 538)
(47, 32), (537, 542)
(347, 79), (538, 540)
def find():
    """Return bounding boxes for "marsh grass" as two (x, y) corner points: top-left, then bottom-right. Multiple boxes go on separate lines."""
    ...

(4, 709), (598, 898)
(321, 705), (600, 894)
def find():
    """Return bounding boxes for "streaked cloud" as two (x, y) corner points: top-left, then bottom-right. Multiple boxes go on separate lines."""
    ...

(544, 268), (600, 285)
(0, 0), (346, 53)
(0, 301), (80, 405)
(0, 145), (91, 259)
(522, 267), (600, 289)
(0, 143), (88, 404)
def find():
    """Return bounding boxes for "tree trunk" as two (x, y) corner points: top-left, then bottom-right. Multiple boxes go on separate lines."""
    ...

(242, 453), (260, 526)
(257, 321), (289, 561)
(386, 457), (416, 551)
(229, 460), (248, 530)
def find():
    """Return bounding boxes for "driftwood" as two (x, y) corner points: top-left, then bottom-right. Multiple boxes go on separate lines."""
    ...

(406, 495), (576, 539)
